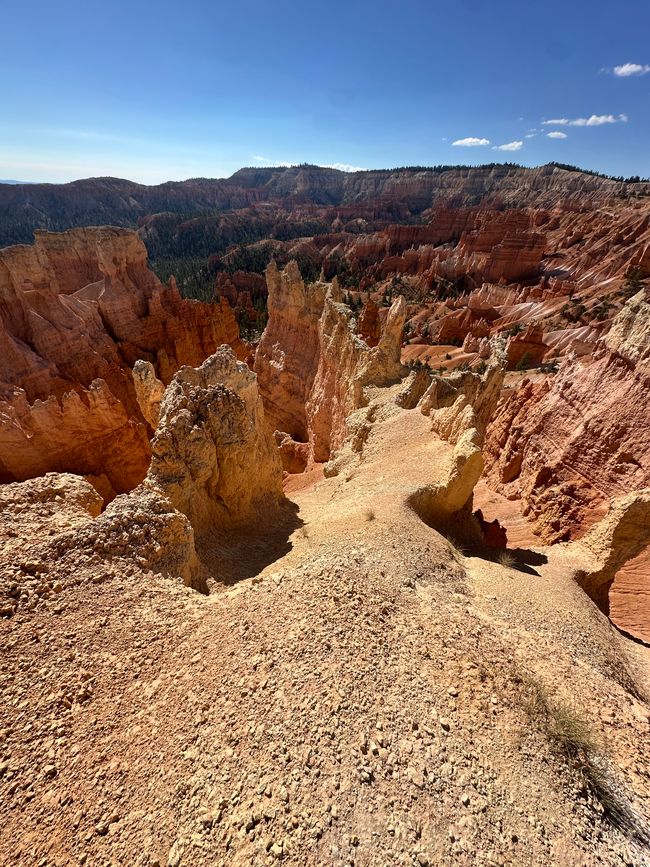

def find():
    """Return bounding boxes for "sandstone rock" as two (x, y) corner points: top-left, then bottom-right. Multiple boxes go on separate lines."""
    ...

(256, 262), (407, 465)
(307, 292), (407, 462)
(474, 509), (508, 548)
(409, 360), (505, 541)
(484, 290), (650, 640)
(146, 347), (284, 542)
(254, 260), (326, 443)
(485, 291), (650, 544)
(274, 431), (309, 474)
(505, 325), (549, 370)
(0, 227), (244, 494)
(357, 299), (381, 347)
(567, 490), (650, 622)
(132, 360), (165, 430)
(0, 382), (150, 497)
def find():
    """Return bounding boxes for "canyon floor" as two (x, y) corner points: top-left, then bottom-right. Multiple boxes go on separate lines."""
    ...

(2, 381), (649, 867)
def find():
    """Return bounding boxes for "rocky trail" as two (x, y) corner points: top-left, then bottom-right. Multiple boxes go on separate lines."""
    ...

(1, 375), (650, 867)
(1, 234), (649, 867)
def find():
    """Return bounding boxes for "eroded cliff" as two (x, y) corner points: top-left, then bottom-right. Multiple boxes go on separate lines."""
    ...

(0, 227), (244, 496)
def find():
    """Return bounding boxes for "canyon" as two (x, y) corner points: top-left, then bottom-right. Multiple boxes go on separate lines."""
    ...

(0, 165), (649, 866)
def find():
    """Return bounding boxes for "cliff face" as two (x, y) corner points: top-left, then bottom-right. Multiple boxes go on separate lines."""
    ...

(484, 290), (650, 541)
(2, 164), (648, 247)
(0, 227), (244, 496)
(255, 262), (407, 466)
(483, 290), (650, 640)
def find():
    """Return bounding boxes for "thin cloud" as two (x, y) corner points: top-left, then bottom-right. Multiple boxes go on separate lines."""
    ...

(613, 63), (650, 77)
(542, 114), (628, 126)
(452, 137), (490, 147)
(547, 131), (568, 139)
(493, 141), (523, 152)
(525, 133), (537, 139)
(252, 156), (292, 166)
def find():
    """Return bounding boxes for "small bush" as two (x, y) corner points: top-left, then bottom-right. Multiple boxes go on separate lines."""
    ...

(364, 508), (376, 522)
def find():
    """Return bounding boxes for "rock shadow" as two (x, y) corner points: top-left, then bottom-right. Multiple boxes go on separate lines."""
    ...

(199, 499), (303, 587)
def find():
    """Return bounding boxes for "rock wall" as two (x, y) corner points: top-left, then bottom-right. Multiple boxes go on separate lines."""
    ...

(484, 290), (650, 640)
(0, 227), (244, 495)
(255, 261), (407, 467)
(484, 290), (650, 542)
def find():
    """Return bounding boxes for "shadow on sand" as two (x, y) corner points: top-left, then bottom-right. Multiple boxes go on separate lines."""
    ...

(199, 499), (304, 587)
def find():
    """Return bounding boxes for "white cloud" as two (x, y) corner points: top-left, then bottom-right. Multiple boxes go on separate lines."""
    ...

(493, 140), (523, 152)
(542, 114), (628, 127)
(547, 131), (568, 139)
(452, 137), (490, 147)
(613, 63), (650, 77)
(321, 163), (367, 172)
(525, 133), (537, 139)
(252, 156), (293, 166)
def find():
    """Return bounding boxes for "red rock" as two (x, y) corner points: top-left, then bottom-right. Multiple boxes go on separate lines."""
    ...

(483, 289), (650, 641)
(358, 299), (381, 347)
(0, 227), (244, 496)
(474, 508), (508, 548)
(505, 325), (550, 370)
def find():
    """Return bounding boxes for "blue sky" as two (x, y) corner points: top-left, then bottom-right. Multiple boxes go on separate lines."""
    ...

(1, 0), (649, 183)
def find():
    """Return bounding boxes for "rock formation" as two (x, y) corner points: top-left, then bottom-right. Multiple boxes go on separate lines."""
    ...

(255, 261), (407, 468)
(409, 361), (505, 540)
(505, 324), (549, 370)
(567, 490), (650, 621)
(0, 346), (286, 600)
(145, 347), (284, 543)
(0, 227), (245, 496)
(484, 289), (650, 640)
(254, 261), (326, 442)
(308, 289), (407, 463)
(484, 290), (650, 542)
(132, 360), (165, 429)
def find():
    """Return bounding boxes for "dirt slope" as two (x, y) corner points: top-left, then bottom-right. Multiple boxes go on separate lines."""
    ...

(1, 380), (649, 867)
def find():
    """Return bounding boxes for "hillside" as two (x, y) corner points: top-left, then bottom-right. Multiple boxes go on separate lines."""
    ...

(1, 164), (648, 248)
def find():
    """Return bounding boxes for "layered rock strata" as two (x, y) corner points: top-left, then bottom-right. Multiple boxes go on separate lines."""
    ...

(484, 290), (650, 640)
(0, 227), (244, 496)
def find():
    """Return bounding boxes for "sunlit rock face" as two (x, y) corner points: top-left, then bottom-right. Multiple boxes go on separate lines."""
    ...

(0, 227), (244, 496)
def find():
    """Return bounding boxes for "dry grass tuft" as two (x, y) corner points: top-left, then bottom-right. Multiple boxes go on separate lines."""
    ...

(364, 508), (376, 522)
(496, 549), (516, 569)
(519, 674), (650, 847)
